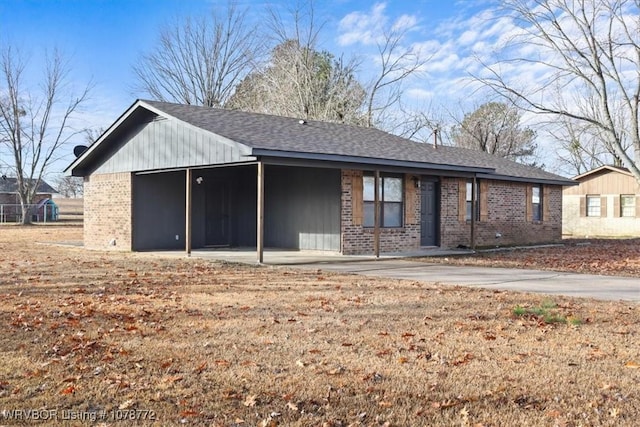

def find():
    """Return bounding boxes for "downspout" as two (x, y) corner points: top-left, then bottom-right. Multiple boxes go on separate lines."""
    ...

(374, 169), (380, 258)
(470, 175), (477, 250)
(257, 161), (265, 264)
(185, 168), (192, 256)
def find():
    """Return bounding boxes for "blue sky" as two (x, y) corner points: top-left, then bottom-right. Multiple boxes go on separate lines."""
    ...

(1, 0), (526, 174)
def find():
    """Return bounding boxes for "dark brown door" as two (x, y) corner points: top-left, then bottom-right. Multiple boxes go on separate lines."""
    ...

(205, 182), (230, 246)
(420, 179), (438, 246)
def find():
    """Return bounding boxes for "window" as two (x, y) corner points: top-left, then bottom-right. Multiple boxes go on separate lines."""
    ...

(532, 185), (542, 221)
(465, 181), (479, 221)
(621, 195), (636, 217)
(363, 174), (403, 227)
(586, 195), (601, 217)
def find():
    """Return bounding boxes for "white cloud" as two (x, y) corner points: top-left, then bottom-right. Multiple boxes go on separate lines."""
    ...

(337, 2), (388, 46)
(337, 2), (420, 46)
(392, 14), (418, 33)
(405, 87), (433, 100)
(457, 30), (479, 46)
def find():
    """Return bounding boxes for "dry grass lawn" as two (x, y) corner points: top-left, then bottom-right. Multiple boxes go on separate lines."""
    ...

(0, 225), (638, 426)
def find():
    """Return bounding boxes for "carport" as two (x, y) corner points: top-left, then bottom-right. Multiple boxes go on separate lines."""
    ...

(133, 164), (341, 262)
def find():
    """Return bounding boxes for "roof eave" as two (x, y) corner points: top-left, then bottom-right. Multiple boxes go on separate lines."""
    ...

(572, 165), (632, 180)
(65, 99), (149, 176)
(251, 148), (495, 174)
(476, 172), (576, 186)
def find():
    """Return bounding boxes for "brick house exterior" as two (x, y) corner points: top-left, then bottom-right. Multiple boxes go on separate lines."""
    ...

(66, 100), (573, 257)
(341, 170), (421, 255)
(439, 178), (562, 249)
(83, 172), (132, 250)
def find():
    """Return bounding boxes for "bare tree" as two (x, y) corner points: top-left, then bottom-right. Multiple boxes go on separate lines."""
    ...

(550, 113), (629, 175)
(477, 0), (640, 183)
(0, 45), (90, 224)
(364, 26), (428, 129)
(133, 1), (263, 107)
(382, 102), (445, 143)
(451, 102), (538, 163)
(54, 175), (83, 198)
(83, 127), (104, 146)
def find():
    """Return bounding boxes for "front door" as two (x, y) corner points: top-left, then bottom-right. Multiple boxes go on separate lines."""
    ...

(420, 179), (439, 246)
(205, 182), (230, 246)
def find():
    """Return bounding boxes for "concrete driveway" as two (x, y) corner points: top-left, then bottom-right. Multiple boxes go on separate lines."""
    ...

(289, 259), (640, 302)
(175, 248), (639, 302)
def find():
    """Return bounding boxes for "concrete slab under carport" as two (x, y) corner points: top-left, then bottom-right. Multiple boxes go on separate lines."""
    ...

(161, 246), (472, 265)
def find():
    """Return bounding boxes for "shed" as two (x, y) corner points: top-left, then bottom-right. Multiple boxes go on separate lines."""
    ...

(563, 165), (640, 237)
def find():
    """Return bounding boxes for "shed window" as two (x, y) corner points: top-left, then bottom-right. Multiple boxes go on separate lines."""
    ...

(586, 195), (601, 217)
(621, 195), (636, 217)
(532, 185), (542, 221)
(465, 181), (480, 221)
(363, 174), (403, 227)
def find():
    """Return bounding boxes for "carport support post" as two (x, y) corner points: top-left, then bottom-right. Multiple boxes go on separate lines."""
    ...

(257, 161), (264, 264)
(185, 168), (193, 257)
(374, 169), (380, 258)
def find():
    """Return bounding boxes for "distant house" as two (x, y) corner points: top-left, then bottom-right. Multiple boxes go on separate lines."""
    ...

(65, 100), (574, 260)
(563, 165), (640, 237)
(0, 176), (58, 222)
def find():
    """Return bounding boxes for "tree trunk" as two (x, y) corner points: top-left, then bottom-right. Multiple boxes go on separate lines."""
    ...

(19, 198), (32, 225)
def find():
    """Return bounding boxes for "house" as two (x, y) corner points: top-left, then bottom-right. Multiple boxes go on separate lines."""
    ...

(0, 176), (58, 222)
(65, 100), (574, 261)
(563, 165), (640, 237)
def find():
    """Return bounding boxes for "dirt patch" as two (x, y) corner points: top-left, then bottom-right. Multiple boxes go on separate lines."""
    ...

(1, 226), (639, 426)
(420, 239), (640, 278)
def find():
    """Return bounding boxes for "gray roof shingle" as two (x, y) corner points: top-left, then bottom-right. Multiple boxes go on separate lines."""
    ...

(141, 100), (572, 184)
(0, 177), (57, 194)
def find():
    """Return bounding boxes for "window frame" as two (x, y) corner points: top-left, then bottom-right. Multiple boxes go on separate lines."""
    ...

(586, 195), (601, 217)
(363, 173), (404, 228)
(465, 180), (480, 221)
(532, 184), (543, 222)
(621, 194), (636, 217)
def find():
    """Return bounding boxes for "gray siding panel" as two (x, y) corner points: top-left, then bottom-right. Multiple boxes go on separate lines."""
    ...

(95, 117), (253, 174)
(265, 166), (341, 251)
(132, 171), (186, 250)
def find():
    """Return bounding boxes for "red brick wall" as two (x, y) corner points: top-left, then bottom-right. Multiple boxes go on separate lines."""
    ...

(341, 170), (421, 255)
(440, 177), (563, 248)
(0, 193), (19, 204)
(83, 173), (132, 250)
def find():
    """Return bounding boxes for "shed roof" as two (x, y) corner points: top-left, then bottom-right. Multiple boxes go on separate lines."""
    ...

(67, 99), (574, 185)
(0, 177), (57, 194)
(572, 165), (632, 181)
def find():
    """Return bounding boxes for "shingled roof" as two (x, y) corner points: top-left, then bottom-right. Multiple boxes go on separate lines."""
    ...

(70, 99), (574, 185)
(0, 177), (57, 194)
(141, 100), (571, 185)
